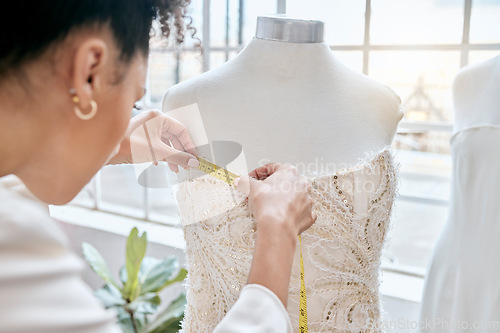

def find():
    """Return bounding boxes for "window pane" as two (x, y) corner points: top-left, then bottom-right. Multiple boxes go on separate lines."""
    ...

(179, 51), (204, 82)
(146, 51), (203, 105)
(371, 0), (464, 45)
(332, 51), (364, 73)
(469, 0), (500, 44)
(385, 198), (448, 268)
(242, 0), (277, 45)
(147, 187), (180, 224)
(211, 0), (276, 48)
(287, 0), (365, 45)
(395, 149), (452, 201)
(147, 52), (177, 105)
(184, 0), (204, 48)
(394, 128), (452, 155)
(211, 0), (238, 47)
(369, 51), (460, 126)
(210, 51), (240, 69)
(143, 164), (180, 224)
(386, 149), (451, 268)
(99, 165), (145, 219)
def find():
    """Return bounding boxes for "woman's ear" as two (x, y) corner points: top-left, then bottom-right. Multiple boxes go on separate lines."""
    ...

(70, 38), (108, 110)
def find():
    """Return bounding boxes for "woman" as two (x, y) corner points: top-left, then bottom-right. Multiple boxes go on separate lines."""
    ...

(0, 0), (315, 332)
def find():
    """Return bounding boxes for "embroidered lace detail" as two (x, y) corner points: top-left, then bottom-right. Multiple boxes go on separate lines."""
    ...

(176, 146), (400, 333)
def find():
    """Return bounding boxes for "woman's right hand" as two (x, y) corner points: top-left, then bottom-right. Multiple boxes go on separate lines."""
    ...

(235, 163), (317, 306)
(235, 163), (317, 240)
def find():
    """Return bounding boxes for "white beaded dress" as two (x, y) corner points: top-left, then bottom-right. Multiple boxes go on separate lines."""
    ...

(175, 146), (400, 332)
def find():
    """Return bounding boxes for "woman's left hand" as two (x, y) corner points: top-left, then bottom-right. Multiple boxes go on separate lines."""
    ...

(107, 110), (200, 172)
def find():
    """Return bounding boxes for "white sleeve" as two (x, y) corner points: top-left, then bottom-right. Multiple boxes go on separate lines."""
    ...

(0, 184), (121, 333)
(213, 284), (293, 333)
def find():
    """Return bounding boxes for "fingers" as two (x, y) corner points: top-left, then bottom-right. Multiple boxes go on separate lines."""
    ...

(127, 110), (200, 168)
(161, 114), (198, 157)
(167, 135), (185, 172)
(128, 110), (163, 134)
(234, 175), (255, 196)
(298, 204), (317, 235)
(156, 142), (199, 170)
(248, 162), (289, 180)
(149, 112), (199, 169)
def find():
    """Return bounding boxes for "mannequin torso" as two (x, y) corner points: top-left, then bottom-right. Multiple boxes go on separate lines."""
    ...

(168, 18), (403, 332)
(452, 54), (500, 133)
(419, 54), (500, 331)
(163, 17), (403, 175)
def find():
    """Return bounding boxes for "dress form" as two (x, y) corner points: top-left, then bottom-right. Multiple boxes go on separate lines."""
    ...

(452, 54), (500, 132)
(162, 15), (404, 175)
(419, 54), (500, 332)
(169, 17), (404, 332)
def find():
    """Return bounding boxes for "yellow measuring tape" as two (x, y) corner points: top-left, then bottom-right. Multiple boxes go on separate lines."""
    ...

(195, 156), (240, 185)
(194, 156), (308, 332)
(298, 235), (308, 333)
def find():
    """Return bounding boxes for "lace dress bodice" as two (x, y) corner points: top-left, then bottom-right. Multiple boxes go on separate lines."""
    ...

(175, 147), (399, 332)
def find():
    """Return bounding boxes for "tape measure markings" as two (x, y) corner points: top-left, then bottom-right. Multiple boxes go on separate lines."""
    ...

(195, 156), (239, 185)
(299, 235), (308, 333)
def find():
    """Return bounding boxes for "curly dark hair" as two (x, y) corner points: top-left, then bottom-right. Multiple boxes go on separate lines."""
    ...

(0, 0), (198, 77)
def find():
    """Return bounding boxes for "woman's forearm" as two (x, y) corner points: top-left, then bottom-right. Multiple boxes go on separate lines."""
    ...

(246, 216), (297, 307)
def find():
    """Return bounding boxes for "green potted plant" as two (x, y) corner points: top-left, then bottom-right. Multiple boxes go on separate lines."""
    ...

(82, 227), (187, 333)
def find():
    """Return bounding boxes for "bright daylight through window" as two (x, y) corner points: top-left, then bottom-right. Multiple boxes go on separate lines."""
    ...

(70, 0), (500, 276)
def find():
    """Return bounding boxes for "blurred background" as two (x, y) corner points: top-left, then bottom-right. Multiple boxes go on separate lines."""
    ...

(63, 0), (500, 325)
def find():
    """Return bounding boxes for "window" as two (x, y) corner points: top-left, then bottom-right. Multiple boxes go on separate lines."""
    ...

(70, 0), (500, 276)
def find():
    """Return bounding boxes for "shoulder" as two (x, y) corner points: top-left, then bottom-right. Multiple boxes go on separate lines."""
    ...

(337, 64), (404, 120)
(452, 55), (500, 127)
(162, 64), (233, 112)
(363, 75), (402, 116)
(0, 180), (69, 251)
(453, 61), (484, 102)
(452, 55), (500, 93)
(348, 69), (405, 139)
(453, 55), (500, 104)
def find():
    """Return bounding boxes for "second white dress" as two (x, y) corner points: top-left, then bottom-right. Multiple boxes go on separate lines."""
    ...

(420, 125), (500, 332)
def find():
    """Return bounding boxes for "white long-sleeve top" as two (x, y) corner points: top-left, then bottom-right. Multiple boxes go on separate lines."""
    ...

(0, 176), (292, 333)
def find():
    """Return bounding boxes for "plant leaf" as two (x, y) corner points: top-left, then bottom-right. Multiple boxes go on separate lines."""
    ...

(129, 293), (161, 315)
(115, 307), (145, 333)
(119, 265), (127, 287)
(82, 242), (118, 288)
(138, 257), (162, 282)
(139, 257), (178, 295)
(156, 268), (188, 293)
(116, 316), (135, 333)
(94, 283), (125, 308)
(149, 316), (183, 333)
(123, 227), (147, 301)
(145, 293), (187, 333)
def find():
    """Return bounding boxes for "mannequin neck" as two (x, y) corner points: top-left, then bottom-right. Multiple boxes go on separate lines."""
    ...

(235, 37), (336, 74)
(255, 16), (324, 43)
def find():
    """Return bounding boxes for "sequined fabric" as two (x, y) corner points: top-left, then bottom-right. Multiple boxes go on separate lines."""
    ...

(176, 147), (399, 332)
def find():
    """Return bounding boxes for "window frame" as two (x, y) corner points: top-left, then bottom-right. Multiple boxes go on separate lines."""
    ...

(68, 0), (500, 279)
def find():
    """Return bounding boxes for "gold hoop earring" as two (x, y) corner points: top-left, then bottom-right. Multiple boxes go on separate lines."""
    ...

(69, 88), (98, 120)
(74, 100), (98, 120)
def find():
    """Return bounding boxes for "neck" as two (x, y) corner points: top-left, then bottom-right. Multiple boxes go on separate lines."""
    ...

(0, 78), (56, 178)
(233, 37), (337, 78)
(255, 15), (324, 43)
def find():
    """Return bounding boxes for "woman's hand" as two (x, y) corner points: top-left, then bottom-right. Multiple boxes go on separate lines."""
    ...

(235, 163), (317, 239)
(235, 163), (317, 307)
(107, 110), (200, 172)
